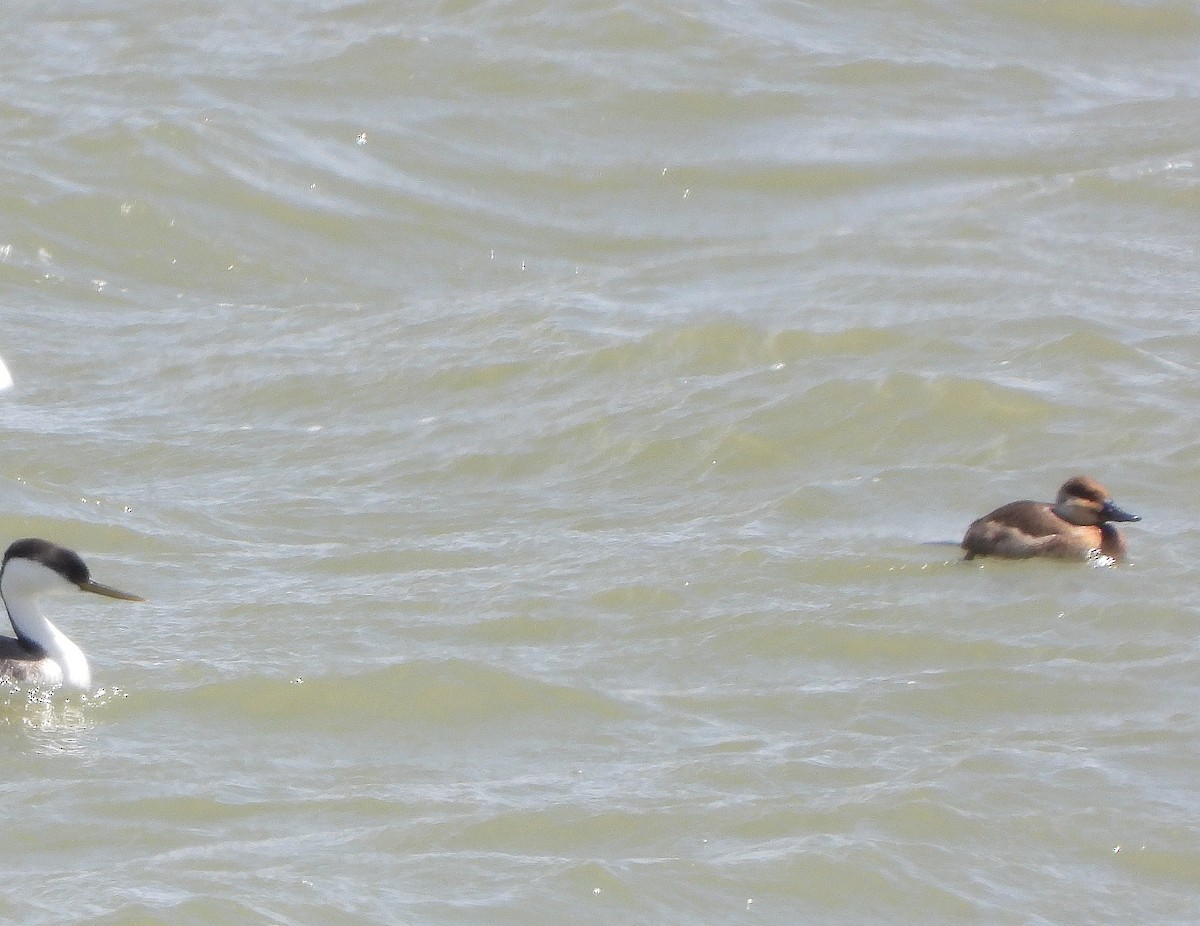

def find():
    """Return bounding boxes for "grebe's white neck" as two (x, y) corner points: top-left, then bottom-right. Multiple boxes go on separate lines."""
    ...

(0, 558), (91, 690)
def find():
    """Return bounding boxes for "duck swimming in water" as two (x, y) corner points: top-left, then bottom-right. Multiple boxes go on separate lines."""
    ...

(962, 475), (1140, 563)
(0, 539), (143, 690)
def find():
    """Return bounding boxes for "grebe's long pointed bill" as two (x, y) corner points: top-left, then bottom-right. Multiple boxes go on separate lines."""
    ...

(78, 579), (144, 602)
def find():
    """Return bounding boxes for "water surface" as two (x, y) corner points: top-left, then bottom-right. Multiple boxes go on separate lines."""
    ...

(0, 1), (1198, 923)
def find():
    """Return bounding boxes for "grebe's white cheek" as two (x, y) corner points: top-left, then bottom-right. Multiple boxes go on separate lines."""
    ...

(1, 558), (76, 599)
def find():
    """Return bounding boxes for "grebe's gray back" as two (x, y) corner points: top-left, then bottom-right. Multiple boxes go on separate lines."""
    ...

(0, 539), (143, 690)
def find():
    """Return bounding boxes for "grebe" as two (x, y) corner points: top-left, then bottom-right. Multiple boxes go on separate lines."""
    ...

(962, 475), (1140, 563)
(0, 539), (143, 690)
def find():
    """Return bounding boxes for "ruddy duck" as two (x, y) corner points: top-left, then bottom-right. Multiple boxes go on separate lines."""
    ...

(962, 475), (1140, 563)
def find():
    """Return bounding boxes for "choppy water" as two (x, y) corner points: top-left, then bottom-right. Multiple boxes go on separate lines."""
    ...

(1, 1), (1199, 923)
